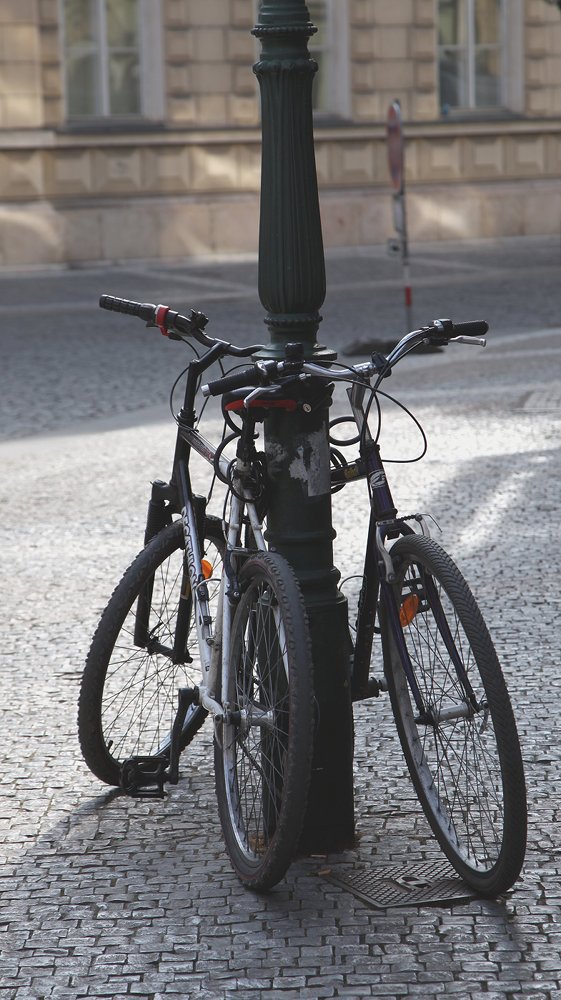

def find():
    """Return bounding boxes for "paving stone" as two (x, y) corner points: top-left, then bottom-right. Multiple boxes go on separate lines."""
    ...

(0, 240), (560, 998)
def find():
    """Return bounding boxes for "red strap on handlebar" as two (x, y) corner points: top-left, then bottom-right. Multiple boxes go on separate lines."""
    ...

(155, 304), (170, 337)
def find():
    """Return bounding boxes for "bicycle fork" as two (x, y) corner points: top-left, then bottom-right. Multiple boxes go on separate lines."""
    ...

(121, 468), (224, 798)
(348, 383), (480, 722)
(383, 568), (483, 727)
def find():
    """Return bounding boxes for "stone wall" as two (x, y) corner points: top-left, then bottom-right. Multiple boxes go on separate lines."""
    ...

(163, 0), (258, 127)
(0, 0), (560, 266)
(0, 0), (43, 128)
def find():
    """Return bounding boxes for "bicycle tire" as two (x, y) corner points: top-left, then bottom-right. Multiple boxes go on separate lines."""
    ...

(78, 517), (224, 786)
(214, 551), (314, 890)
(382, 534), (527, 896)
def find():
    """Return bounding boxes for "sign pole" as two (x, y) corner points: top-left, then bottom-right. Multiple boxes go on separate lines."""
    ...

(386, 100), (413, 332)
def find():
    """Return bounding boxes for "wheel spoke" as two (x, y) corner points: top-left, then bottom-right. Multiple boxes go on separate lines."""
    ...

(78, 522), (224, 784)
(384, 535), (526, 894)
(225, 579), (288, 857)
(215, 551), (313, 890)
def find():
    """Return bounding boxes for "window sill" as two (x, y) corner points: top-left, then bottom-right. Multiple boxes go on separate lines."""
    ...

(57, 119), (166, 135)
(313, 112), (352, 127)
(439, 108), (525, 123)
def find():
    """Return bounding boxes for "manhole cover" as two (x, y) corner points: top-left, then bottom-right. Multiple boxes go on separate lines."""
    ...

(325, 859), (476, 909)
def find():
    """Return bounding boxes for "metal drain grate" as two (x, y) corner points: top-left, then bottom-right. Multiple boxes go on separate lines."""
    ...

(326, 859), (476, 909)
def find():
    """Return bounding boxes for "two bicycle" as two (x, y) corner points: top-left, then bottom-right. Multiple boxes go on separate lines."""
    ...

(78, 297), (527, 896)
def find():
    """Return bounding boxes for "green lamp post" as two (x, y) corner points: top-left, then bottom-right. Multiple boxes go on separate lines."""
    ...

(252, 0), (355, 852)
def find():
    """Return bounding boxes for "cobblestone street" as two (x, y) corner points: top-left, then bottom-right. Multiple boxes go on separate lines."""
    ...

(1, 237), (561, 998)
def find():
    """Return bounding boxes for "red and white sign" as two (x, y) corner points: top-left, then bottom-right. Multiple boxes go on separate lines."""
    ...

(386, 100), (404, 194)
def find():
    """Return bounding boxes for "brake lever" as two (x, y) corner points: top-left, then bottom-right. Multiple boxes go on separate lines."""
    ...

(450, 335), (487, 347)
(242, 384), (283, 409)
(242, 373), (312, 408)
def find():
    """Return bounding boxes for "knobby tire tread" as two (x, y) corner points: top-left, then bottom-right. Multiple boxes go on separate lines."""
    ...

(382, 534), (527, 896)
(78, 519), (222, 786)
(214, 551), (314, 891)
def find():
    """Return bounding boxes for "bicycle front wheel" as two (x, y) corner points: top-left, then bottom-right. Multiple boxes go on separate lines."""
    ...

(78, 517), (224, 786)
(214, 551), (314, 891)
(382, 534), (527, 896)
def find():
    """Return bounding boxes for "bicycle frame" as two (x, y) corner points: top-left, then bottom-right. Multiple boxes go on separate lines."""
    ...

(345, 382), (479, 717)
(140, 350), (268, 728)
(343, 381), (408, 701)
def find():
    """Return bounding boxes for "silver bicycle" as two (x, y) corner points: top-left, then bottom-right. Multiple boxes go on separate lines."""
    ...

(78, 295), (314, 891)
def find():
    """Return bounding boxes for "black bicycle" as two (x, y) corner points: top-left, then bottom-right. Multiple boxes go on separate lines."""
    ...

(78, 299), (527, 896)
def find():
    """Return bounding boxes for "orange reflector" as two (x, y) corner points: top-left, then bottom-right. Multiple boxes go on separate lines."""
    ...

(400, 593), (419, 627)
(201, 559), (213, 580)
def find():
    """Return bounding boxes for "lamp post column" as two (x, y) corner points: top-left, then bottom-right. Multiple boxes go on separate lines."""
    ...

(252, 0), (355, 852)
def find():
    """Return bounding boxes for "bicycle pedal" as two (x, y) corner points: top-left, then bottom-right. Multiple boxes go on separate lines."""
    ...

(120, 756), (168, 799)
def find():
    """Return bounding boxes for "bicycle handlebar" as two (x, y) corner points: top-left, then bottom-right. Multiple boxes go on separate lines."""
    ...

(99, 294), (156, 323)
(99, 294), (489, 399)
(204, 366), (261, 396)
(98, 293), (264, 357)
(385, 318), (487, 368)
(99, 294), (212, 345)
(201, 318), (489, 399)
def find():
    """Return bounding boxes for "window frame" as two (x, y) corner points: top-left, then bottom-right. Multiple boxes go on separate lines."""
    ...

(308, 0), (351, 121)
(60, 0), (164, 124)
(438, 0), (523, 117)
(251, 0), (350, 121)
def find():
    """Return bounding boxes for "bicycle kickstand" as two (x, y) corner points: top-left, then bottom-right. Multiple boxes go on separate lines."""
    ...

(119, 686), (199, 798)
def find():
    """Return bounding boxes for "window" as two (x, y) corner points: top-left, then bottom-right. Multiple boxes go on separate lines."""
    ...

(438, 0), (515, 114)
(62, 0), (163, 121)
(307, 0), (350, 118)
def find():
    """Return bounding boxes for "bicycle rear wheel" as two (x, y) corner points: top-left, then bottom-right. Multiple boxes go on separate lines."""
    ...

(78, 517), (224, 786)
(382, 534), (527, 896)
(214, 551), (314, 890)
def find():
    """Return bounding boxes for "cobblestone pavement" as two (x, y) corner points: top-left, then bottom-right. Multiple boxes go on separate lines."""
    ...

(1, 238), (561, 998)
(1, 234), (560, 439)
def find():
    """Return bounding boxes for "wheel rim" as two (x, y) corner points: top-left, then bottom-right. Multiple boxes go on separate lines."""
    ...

(222, 577), (290, 865)
(101, 531), (223, 763)
(394, 558), (507, 875)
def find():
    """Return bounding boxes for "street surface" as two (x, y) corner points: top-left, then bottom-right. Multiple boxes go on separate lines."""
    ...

(1, 235), (561, 998)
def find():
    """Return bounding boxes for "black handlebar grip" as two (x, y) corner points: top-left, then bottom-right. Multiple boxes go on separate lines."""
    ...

(99, 295), (156, 324)
(453, 320), (489, 338)
(203, 366), (261, 397)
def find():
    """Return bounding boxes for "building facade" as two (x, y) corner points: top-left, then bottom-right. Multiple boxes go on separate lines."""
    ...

(0, 0), (560, 266)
